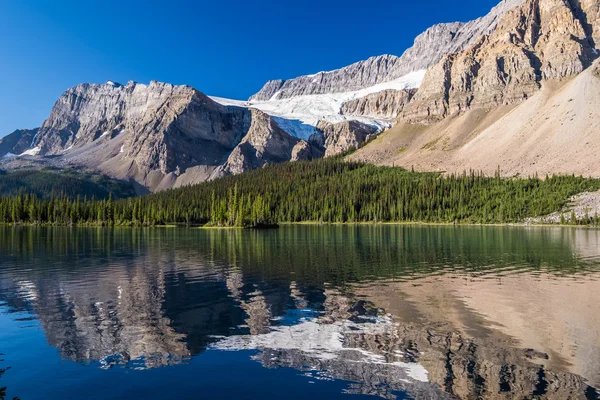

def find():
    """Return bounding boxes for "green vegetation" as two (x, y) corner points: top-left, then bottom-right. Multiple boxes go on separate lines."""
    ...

(1, 159), (599, 227)
(0, 168), (136, 200)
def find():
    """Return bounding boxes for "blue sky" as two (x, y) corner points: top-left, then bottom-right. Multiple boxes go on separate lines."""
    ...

(0, 0), (501, 136)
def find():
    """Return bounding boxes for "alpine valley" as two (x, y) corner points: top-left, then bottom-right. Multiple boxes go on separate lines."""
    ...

(2, 0), (600, 193)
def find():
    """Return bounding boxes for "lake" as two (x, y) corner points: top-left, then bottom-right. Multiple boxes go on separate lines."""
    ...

(0, 225), (599, 399)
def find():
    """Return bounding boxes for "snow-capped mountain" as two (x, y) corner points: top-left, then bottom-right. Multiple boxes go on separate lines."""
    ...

(248, 0), (524, 103)
(212, 69), (426, 139)
(211, 0), (524, 139)
(13, 0), (600, 191)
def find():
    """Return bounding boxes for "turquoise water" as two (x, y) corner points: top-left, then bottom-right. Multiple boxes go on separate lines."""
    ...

(1, 225), (599, 399)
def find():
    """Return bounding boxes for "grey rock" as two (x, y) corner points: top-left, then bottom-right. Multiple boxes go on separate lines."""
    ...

(402, 0), (600, 124)
(0, 128), (39, 157)
(32, 81), (316, 191)
(217, 109), (321, 176)
(35, 81), (249, 173)
(317, 121), (380, 157)
(341, 89), (416, 119)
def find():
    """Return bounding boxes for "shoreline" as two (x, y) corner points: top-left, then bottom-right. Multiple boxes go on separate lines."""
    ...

(1, 221), (599, 229)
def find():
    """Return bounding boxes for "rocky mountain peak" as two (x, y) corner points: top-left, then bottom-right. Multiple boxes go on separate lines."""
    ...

(402, 0), (600, 124)
(249, 0), (525, 103)
(249, 55), (404, 101)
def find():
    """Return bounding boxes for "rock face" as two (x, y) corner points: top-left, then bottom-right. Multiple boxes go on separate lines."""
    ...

(396, 0), (525, 74)
(35, 81), (251, 173)
(316, 120), (379, 157)
(249, 0), (524, 102)
(32, 81), (317, 191)
(341, 89), (416, 119)
(0, 128), (38, 157)
(250, 55), (405, 101)
(403, 0), (600, 124)
(352, 58), (600, 178)
(217, 109), (322, 175)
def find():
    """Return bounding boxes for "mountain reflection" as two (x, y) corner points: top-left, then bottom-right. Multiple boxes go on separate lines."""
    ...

(0, 226), (599, 399)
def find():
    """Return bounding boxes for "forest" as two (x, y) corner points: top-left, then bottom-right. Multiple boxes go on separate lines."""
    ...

(1, 159), (599, 227)
(0, 168), (136, 200)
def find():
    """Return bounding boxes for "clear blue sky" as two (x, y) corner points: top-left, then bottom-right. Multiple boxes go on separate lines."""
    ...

(0, 0), (501, 136)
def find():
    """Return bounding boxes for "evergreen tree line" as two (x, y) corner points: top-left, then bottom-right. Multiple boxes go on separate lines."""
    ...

(1, 159), (599, 227)
(0, 168), (135, 200)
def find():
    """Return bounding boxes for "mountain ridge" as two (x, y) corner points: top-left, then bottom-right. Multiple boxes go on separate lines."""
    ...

(3, 0), (600, 192)
(249, 0), (525, 102)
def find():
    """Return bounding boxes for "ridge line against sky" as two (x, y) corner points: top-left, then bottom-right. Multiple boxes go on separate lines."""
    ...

(0, 0), (503, 136)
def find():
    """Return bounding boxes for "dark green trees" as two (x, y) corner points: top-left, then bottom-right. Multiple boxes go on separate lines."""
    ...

(0, 159), (598, 227)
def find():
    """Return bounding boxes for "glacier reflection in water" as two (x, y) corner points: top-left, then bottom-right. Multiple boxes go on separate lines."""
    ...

(0, 225), (599, 399)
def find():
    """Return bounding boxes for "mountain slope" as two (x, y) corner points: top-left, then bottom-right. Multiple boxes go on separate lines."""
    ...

(26, 81), (319, 191)
(0, 168), (135, 199)
(0, 129), (38, 158)
(351, 59), (600, 177)
(403, 0), (600, 124)
(209, 0), (526, 153)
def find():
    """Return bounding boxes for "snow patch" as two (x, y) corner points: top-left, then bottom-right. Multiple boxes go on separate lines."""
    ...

(210, 97), (249, 107)
(19, 147), (41, 157)
(271, 117), (318, 140)
(30, 131), (38, 148)
(2, 152), (17, 159)
(98, 131), (110, 140)
(211, 70), (426, 139)
(119, 145), (125, 154)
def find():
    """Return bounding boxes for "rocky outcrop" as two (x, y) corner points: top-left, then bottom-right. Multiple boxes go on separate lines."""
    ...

(0, 128), (38, 157)
(341, 89), (416, 119)
(316, 120), (379, 157)
(217, 109), (321, 176)
(396, 0), (525, 75)
(249, 0), (524, 102)
(352, 57), (600, 178)
(32, 81), (318, 191)
(403, 0), (600, 124)
(35, 81), (252, 174)
(250, 55), (405, 101)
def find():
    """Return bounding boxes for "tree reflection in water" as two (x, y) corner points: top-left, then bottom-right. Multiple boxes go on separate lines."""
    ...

(1, 225), (600, 399)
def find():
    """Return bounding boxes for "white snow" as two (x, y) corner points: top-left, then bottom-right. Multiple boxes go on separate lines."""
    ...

(30, 131), (38, 148)
(119, 145), (125, 153)
(98, 131), (110, 140)
(210, 70), (426, 139)
(2, 152), (17, 159)
(271, 116), (318, 140)
(210, 97), (249, 107)
(19, 147), (41, 157)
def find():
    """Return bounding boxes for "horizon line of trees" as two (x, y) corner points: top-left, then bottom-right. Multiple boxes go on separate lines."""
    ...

(1, 159), (599, 227)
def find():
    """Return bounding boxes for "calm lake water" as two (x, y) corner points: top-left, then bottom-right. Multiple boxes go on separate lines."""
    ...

(1, 225), (599, 399)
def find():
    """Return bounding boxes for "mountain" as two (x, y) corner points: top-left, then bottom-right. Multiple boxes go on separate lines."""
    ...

(22, 81), (319, 191)
(353, 58), (600, 177)
(4, 0), (599, 192)
(249, 0), (524, 102)
(209, 0), (526, 157)
(402, 0), (600, 124)
(352, 0), (600, 177)
(0, 128), (38, 158)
